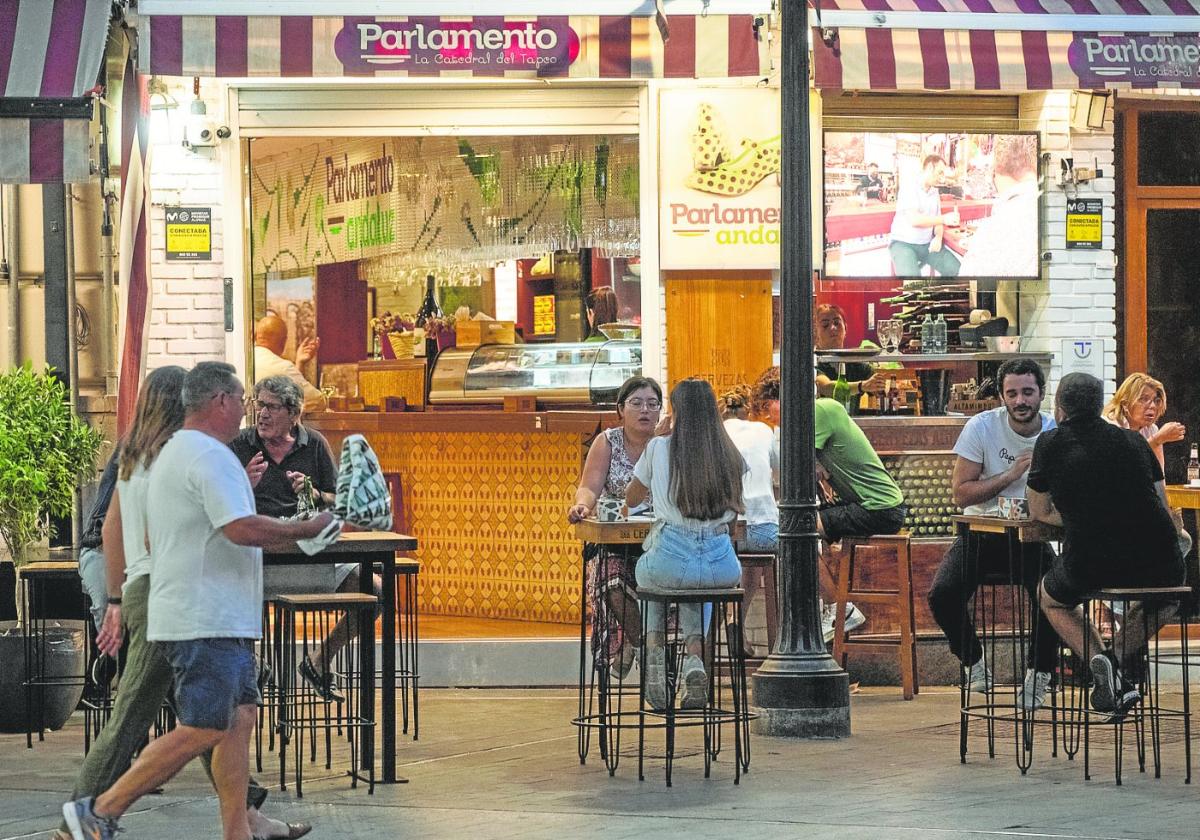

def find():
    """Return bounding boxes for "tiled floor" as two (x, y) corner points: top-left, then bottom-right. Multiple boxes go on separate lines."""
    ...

(3, 686), (1197, 840)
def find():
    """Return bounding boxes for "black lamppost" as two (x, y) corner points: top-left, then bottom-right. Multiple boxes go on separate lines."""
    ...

(751, 0), (851, 738)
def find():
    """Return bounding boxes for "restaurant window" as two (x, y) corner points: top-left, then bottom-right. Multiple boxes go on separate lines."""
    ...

(247, 133), (641, 385)
(1137, 112), (1200, 187)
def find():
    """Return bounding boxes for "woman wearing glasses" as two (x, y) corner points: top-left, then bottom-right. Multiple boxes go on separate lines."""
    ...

(1103, 373), (1186, 472)
(568, 376), (663, 678)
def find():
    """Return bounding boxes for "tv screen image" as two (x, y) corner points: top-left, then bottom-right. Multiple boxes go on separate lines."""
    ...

(823, 131), (1041, 280)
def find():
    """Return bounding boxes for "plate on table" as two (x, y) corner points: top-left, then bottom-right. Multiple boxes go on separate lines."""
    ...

(821, 347), (881, 359)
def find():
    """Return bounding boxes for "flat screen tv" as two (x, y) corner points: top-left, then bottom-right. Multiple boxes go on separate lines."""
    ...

(822, 131), (1041, 280)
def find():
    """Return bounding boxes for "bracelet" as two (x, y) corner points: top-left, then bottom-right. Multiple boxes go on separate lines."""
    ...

(107, 597), (122, 605)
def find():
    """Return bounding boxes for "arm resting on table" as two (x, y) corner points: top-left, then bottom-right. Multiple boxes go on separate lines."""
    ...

(1027, 488), (1063, 528)
(952, 455), (1028, 510)
(223, 512), (335, 549)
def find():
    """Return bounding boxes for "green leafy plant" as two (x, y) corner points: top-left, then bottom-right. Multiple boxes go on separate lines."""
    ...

(0, 364), (103, 566)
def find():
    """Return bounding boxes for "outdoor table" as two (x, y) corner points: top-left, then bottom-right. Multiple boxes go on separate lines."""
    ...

(951, 514), (1063, 773)
(264, 530), (417, 785)
(1166, 485), (1200, 589)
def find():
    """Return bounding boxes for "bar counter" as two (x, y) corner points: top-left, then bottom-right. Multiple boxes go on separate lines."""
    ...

(307, 409), (968, 630)
(308, 409), (616, 624)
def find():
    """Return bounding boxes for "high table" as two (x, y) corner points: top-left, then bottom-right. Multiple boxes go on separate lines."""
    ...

(265, 530), (417, 785)
(1166, 485), (1200, 589)
(951, 515), (1063, 773)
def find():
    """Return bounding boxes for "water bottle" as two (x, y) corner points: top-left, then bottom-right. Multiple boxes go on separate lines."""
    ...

(934, 314), (948, 353)
(920, 314), (934, 354)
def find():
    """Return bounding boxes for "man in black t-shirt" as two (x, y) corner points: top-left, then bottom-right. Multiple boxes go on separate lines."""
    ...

(1028, 372), (1186, 720)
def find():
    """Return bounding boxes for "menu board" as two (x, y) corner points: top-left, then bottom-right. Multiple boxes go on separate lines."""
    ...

(533, 294), (556, 336)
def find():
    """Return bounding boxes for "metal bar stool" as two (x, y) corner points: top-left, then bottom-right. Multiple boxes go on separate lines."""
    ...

(17, 561), (92, 749)
(636, 585), (752, 786)
(275, 592), (379, 797)
(383, 472), (421, 740)
(831, 534), (919, 700)
(1070, 586), (1192, 785)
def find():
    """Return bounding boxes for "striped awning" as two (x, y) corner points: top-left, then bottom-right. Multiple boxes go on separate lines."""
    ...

(0, 0), (110, 183)
(812, 1), (1200, 91)
(135, 13), (768, 80)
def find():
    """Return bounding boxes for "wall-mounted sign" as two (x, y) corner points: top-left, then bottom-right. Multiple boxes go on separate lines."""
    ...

(659, 88), (781, 270)
(335, 20), (580, 76)
(1065, 198), (1103, 250)
(1069, 35), (1200, 88)
(165, 206), (211, 261)
(533, 294), (556, 336)
(1061, 338), (1105, 381)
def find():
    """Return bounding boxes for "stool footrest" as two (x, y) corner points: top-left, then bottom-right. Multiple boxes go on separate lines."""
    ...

(1087, 587), (1192, 598)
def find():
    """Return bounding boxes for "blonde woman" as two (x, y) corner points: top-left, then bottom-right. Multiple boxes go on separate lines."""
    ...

(1103, 372), (1191, 560)
(1102, 373), (1185, 471)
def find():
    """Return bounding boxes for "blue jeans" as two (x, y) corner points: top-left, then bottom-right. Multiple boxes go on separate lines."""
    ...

(737, 521), (779, 553)
(636, 523), (742, 640)
(78, 547), (107, 631)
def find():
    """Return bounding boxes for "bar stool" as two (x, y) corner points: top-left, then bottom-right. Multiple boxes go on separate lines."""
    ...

(274, 592), (379, 797)
(636, 585), (752, 786)
(831, 534), (919, 700)
(573, 544), (641, 776)
(1066, 586), (1192, 785)
(383, 472), (421, 740)
(736, 553), (778, 658)
(18, 561), (92, 749)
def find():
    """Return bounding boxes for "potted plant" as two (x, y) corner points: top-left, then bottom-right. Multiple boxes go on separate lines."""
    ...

(0, 363), (104, 733)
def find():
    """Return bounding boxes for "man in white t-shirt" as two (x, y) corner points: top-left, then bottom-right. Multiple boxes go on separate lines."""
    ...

(65, 363), (337, 840)
(888, 154), (962, 278)
(927, 359), (1061, 711)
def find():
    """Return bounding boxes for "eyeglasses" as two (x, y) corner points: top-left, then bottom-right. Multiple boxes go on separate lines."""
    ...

(252, 400), (290, 414)
(1135, 393), (1163, 407)
(624, 398), (662, 411)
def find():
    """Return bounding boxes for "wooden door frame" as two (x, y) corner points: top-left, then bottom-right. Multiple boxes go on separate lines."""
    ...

(1118, 101), (1200, 374)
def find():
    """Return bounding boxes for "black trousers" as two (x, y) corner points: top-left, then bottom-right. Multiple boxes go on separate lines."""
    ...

(928, 533), (1060, 673)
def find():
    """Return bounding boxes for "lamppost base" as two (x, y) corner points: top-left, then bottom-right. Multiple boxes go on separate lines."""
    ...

(751, 655), (851, 738)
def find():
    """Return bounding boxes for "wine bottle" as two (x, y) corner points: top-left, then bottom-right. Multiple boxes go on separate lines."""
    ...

(832, 372), (854, 411)
(1188, 444), (1199, 486)
(415, 274), (442, 327)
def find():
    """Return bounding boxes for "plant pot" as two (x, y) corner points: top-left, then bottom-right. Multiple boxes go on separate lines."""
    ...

(0, 620), (87, 734)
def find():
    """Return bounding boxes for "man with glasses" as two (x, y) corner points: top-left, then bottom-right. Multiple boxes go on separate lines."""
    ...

(229, 375), (368, 702)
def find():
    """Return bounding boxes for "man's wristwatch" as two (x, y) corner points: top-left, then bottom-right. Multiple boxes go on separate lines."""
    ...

(107, 596), (122, 606)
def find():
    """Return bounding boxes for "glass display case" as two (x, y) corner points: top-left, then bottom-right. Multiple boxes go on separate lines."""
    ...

(429, 340), (641, 405)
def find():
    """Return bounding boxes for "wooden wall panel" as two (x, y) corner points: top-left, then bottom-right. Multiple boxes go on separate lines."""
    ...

(664, 273), (774, 393)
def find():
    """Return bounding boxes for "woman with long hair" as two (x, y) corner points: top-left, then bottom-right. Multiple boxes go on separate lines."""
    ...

(567, 376), (663, 677)
(60, 366), (307, 840)
(626, 378), (745, 710)
(1102, 372), (1185, 471)
(585, 286), (619, 342)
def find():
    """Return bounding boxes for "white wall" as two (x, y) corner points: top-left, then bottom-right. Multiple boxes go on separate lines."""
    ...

(1017, 90), (1117, 401)
(144, 79), (228, 372)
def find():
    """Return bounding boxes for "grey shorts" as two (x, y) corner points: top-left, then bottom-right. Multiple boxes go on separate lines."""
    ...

(161, 638), (260, 731)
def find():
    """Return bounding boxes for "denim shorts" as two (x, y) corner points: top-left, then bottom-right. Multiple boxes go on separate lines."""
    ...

(737, 521), (779, 553)
(160, 638), (260, 731)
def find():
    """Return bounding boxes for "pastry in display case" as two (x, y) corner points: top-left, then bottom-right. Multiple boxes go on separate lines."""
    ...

(429, 340), (641, 405)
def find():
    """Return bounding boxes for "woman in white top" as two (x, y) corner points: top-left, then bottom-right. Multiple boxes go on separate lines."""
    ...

(626, 378), (745, 711)
(720, 384), (779, 657)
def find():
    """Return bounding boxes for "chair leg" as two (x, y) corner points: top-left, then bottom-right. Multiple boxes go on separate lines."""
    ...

(896, 541), (916, 701)
(831, 543), (854, 667)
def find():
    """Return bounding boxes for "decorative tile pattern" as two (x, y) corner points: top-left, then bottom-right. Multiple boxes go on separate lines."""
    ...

(372, 431), (584, 622)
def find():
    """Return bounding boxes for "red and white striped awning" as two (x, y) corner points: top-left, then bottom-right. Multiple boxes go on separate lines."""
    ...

(135, 13), (768, 80)
(0, 0), (110, 183)
(812, 1), (1200, 91)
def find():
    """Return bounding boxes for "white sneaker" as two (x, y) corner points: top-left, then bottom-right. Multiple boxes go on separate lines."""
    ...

(679, 654), (708, 709)
(1016, 669), (1052, 710)
(821, 602), (867, 643)
(643, 646), (668, 711)
(966, 658), (993, 693)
